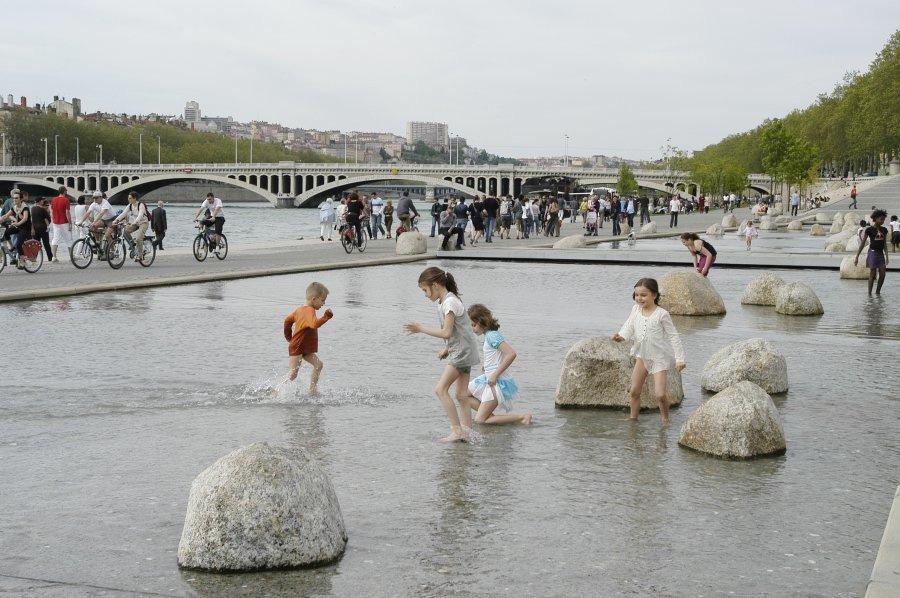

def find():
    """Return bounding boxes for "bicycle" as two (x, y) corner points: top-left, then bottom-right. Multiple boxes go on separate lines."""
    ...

(193, 221), (228, 262)
(120, 225), (156, 267)
(0, 224), (43, 274)
(70, 223), (126, 269)
(340, 220), (367, 253)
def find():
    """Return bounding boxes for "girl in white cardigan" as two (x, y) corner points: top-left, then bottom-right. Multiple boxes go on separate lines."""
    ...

(612, 277), (686, 424)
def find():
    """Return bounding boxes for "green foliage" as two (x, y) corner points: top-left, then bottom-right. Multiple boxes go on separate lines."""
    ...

(400, 140), (446, 164)
(689, 157), (748, 196)
(616, 163), (638, 195)
(0, 110), (339, 165)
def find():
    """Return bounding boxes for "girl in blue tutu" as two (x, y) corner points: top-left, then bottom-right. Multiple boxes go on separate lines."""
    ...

(465, 304), (533, 425)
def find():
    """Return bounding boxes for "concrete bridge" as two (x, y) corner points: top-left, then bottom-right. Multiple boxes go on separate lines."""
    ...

(0, 162), (774, 207)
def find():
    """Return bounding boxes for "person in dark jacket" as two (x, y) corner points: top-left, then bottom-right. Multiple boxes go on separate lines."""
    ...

(151, 200), (168, 249)
(30, 197), (53, 260)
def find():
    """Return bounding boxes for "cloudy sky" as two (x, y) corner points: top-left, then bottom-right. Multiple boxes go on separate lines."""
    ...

(4, 0), (898, 159)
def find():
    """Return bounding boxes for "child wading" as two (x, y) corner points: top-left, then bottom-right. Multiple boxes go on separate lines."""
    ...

(744, 220), (758, 251)
(283, 282), (333, 394)
(464, 304), (533, 425)
(405, 267), (481, 442)
(612, 278), (685, 424)
(854, 209), (890, 296)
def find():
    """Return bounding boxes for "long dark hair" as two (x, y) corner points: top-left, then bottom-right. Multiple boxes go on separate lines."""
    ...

(418, 266), (459, 295)
(680, 232), (699, 242)
(633, 277), (661, 305)
(468, 304), (499, 330)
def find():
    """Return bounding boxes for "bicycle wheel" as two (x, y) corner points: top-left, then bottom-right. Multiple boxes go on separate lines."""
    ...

(138, 239), (156, 267)
(341, 229), (353, 254)
(193, 234), (208, 262)
(214, 235), (228, 260)
(107, 239), (127, 269)
(70, 239), (94, 269)
(0, 248), (6, 274)
(23, 247), (43, 273)
(357, 227), (367, 252)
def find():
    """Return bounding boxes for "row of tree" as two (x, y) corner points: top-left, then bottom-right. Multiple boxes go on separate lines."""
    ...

(0, 110), (339, 166)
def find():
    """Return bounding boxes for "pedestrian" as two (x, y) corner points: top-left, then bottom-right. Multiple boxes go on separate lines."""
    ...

(384, 199), (395, 238)
(72, 197), (87, 240)
(680, 232), (717, 276)
(522, 198), (533, 238)
(396, 191), (419, 234)
(611, 196), (621, 236)
(626, 197), (635, 228)
(282, 281), (333, 395)
(639, 196), (651, 225)
(463, 303), (532, 425)
(361, 194), (373, 239)
(429, 197), (443, 238)
(404, 266), (481, 443)
(890, 215), (899, 253)
(150, 200), (168, 249)
(452, 198), (470, 249)
(854, 209), (889, 296)
(669, 195), (681, 228)
(612, 277), (686, 425)
(468, 197), (484, 245)
(545, 198), (560, 237)
(370, 192), (385, 239)
(483, 195), (499, 242)
(744, 220), (758, 251)
(439, 202), (456, 250)
(849, 184), (858, 209)
(49, 186), (72, 262)
(318, 196), (335, 242)
(790, 190), (800, 216)
(513, 196), (524, 239)
(698, 193), (705, 214)
(499, 196), (513, 239)
(31, 197), (53, 261)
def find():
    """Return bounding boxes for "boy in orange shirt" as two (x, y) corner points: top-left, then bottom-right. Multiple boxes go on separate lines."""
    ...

(283, 282), (333, 394)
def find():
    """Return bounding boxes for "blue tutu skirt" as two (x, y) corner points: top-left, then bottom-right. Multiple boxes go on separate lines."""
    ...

(469, 375), (519, 412)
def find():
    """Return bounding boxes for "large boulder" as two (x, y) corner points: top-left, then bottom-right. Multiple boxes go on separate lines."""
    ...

(700, 339), (788, 394)
(840, 255), (870, 279)
(722, 214), (739, 228)
(769, 204), (784, 216)
(842, 221), (857, 232)
(832, 211), (843, 224)
(845, 232), (865, 253)
(815, 212), (831, 223)
(825, 229), (854, 247)
(775, 215), (792, 225)
(844, 212), (858, 226)
(829, 221), (843, 234)
(554, 337), (683, 410)
(553, 234), (588, 249)
(395, 231), (427, 255)
(824, 242), (846, 253)
(659, 271), (726, 315)
(759, 219), (778, 230)
(678, 381), (786, 459)
(740, 273), (786, 306)
(177, 443), (347, 572)
(809, 223), (826, 236)
(706, 223), (723, 235)
(787, 220), (803, 231)
(640, 221), (657, 234)
(775, 282), (824, 316)
(737, 221), (748, 236)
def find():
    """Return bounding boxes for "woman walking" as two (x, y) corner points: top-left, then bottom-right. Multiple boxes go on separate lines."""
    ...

(319, 196), (336, 241)
(384, 199), (394, 239)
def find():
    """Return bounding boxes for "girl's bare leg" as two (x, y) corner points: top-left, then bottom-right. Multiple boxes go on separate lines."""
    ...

(434, 365), (466, 441)
(454, 371), (473, 431)
(628, 359), (649, 419)
(474, 398), (532, 425)
(652, 370), (670, 425)
(876, 266), (886, 294)
(302, 353), (323, 395)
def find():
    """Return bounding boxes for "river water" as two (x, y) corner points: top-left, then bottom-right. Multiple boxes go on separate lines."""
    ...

(1, 261), (897, 596)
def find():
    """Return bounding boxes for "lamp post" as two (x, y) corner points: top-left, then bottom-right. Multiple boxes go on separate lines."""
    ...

(139, 131), (143, 166)
(234, 137), (238, 165)
(97, 144), (103, 165)
(54, 134), (59, 166)
(249, 136), (253, 164)
(157, 135), (161, 165)
(1, 132), (6, 167)
(75, 137), (80, 165)
(343, 135), (347, 164)
(40, 137), (48, 166)
(564, 134), (569, 167)
(354, 134), (358, 164)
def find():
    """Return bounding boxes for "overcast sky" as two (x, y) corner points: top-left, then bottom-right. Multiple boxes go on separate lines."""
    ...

(3, 0), (898, 159)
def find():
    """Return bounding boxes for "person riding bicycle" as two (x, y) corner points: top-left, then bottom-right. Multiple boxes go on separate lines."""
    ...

(112, 191), (150, 261)
(0, 191), (32, 269)
(194, 192), (225, 247)
(77, 191), (116, 246)
(345, 192), (364, 247)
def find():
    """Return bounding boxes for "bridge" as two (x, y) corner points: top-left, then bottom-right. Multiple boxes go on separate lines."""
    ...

(0, 162), (774, 207)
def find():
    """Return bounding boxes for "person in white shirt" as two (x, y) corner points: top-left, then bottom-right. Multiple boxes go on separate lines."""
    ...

(668, 196), (682, 228)
(319, 196), (336, 241)
(71, 197), (88, 240)
(113, 191), (149, 259)
(370, 193), (385, 239)
(194, 192), (225, 247)
(78, 191), (116, 243)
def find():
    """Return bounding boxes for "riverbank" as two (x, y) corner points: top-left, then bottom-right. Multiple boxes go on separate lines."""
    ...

(868, 485), (900, 597)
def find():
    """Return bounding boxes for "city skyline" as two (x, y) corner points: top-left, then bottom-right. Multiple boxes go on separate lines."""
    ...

(3, 0), (899, 160)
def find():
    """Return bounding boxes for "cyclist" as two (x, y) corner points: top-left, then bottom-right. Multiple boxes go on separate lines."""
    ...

(77, 191), (116, 246)
(345, 191), (364, 247)
(0, 191), (31, 269)
(112, 191), (150, 261)
(194, 192), (225, 248)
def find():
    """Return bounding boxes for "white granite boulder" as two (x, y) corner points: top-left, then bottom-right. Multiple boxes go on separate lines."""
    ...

(706, 223), (723, 235)
(844, 212), (858, 226)
(815, 212), (831, 223)
(177, 443), (347, 572)
(678, 381), (786, 459)
(554, 337), (683, 410)
(774, 282), (824, 316)
(553, 234), (588, 249)
(759, 219), (778, 230)
(809, 224), (826, 236)
(824, 242), (846, 253)
(722, 214), (739, 228)
(700, 339), (788, 394)
(787, 220), (803, 231)
(775, 215), (792, 226)
(832, 211), (843, 223)
(740, 273), (786, 306)
(659, 271), (726, 316)
(840, 255), (870, 279)
(395, 231), (427, 255)
(825, 229), (854, 247)
(769, 204), (784, 216)
(640, 221), (657, 234)
(845, 232), (866, 253)
(828, 221), (842, 234)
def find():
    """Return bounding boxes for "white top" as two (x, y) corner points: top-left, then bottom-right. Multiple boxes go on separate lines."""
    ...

(370, 196), (384, 216)
(336, 203), (347, 223)
(200, 197), (224, 217)
(319, 199), (336, 222)
(71, 205), (86, 223)
(626, 200), (635, 214)
(116, 202), (148, 225)
(618, 304), (685, 373)
(890, 221), (900, 233)
(482, 331), (507, 375)
(669, 198), (681, 213)
(87, 200), (114, 220)
(744, 224), (758, 238)
(440, 293), (463, 319)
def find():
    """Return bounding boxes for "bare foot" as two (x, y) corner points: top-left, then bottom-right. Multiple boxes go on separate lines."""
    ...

(521, 413), (533, 425)
(660, 417), (670, 426)
(308, 388), (320, 397)
(441, 430), (469, 443)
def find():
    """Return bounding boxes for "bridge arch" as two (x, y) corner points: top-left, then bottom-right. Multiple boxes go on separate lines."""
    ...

(294, 174), (480, 207)
(0, 175), (81, 202)
(575, 177), (696, 199)
(102, 173), (280, 205)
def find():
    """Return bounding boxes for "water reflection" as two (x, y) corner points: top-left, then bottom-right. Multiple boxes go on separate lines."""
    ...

(671, 314), (723, 332)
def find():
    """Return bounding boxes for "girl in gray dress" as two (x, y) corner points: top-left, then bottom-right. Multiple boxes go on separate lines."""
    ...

(404, 266), (481, 442)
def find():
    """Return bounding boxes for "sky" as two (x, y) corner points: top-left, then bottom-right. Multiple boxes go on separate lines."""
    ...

(3, 0), (898, 160)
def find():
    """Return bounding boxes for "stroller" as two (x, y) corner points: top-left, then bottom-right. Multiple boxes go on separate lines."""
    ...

(584, 210), (599, 236)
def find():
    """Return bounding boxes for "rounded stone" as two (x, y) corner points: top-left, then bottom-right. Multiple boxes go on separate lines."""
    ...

(740, 273), (786, 306)
(839, 255), (870, 279)
(775, 215), (792, 225)
(842, 221), (857, 232)
(177, 443), (347, 572)
(759, 220), (778, 230)
(553, 234), (588, 249)
(706, 223), (723, 235)
(815, 212), (831, 223)
(824, 242), (846, 253)
(700, 338), (788, 393)
(678, 381), (786, 459)
(832, 211), (843, 224)
(554, 337), (683, 410)
(640, 221), (657, 234)
(395, 231), (427, 255)
(809, 223), (826, 236)
(787, 220), (803, 231)
(722, 214), (738, 228)
(828, 221), (843, 234)
(659, 270), (726, 316)
(845, 233), (863, 253)
(825, 229), (854, 247)
(737, 221), (748, 236)
(769, 204), (784, 216)
(844, 212), (858, 226)
(774, 282), (824, 316)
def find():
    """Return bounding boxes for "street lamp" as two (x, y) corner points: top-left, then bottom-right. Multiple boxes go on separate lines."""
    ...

(157, 135), (161, 165)
(564, 134), (569, 167)
(343, 135), (347, 164)
(234, 136), (238, 165)
(139, 131), (143, 166)
(40, 137), (48, 166)
(54, 134), (59, 166)
(75, 137), (80, 165)
(1, 132), (6, 167)
(96, 144), (103, 165)
(249, 136), (253, 164)
(354, 134), (358, 164)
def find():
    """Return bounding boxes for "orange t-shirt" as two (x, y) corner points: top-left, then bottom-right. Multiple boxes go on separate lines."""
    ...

(283, 305), (332, 356)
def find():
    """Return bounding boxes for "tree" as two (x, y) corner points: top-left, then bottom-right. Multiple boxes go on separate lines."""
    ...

(616, 164), (638, 195)
(761, 119), (792, 192)
(781, 138), (819, 194)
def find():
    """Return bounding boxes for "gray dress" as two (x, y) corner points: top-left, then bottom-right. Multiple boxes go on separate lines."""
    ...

(438, 293), (482, 371)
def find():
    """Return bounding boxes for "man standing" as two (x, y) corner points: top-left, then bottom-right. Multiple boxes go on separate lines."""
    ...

(370, 192), (385, 239)
(151, 200), (167, 249)
(669, 195), (682, 228)
(483, 195), (499, 242)
(849, 184), (858, 209)
(49, 186), (72, 262)
(31, 197), (53, 261)
(430, 197), (443, 237)
(790, 190), (800, 216)
(639, 196), (651, 225)
(610, 194), (621, 236)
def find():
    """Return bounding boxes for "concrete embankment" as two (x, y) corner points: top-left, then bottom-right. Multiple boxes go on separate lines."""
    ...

(867, 485), (900, 597)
